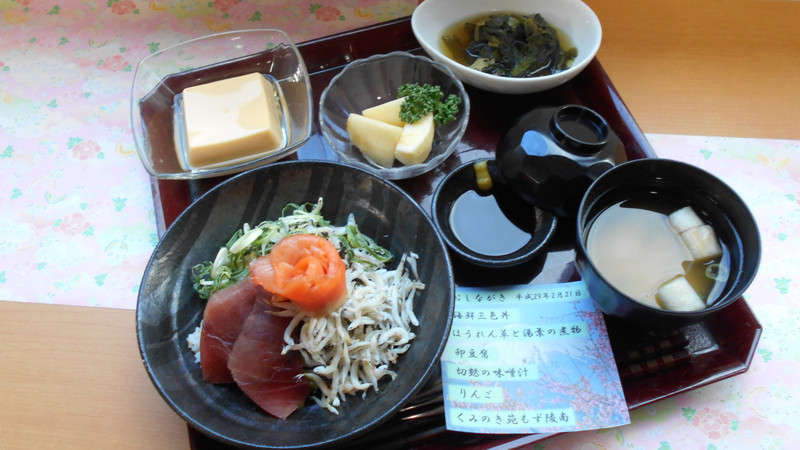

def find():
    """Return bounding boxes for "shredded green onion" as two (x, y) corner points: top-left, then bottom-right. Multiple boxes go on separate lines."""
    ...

(191, 198), (393, 299)
(705, 263), (728, 281)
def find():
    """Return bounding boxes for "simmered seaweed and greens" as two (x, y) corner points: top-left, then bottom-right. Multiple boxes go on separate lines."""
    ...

(441, 13), (577, 78)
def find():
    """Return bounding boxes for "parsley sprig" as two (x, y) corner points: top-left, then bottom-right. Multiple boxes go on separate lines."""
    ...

(397, 83), (462, 126)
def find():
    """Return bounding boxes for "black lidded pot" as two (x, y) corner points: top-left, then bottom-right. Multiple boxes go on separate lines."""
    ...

(495, 104), (628, 218)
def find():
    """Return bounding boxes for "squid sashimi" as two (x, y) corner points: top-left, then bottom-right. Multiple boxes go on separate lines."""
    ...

(199, 279), (260, 383)
(228, 299), (310, 420)
(250, 234), (348, 317)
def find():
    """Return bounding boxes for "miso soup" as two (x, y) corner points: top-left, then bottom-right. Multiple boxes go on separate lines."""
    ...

(586, 200), (729, 310)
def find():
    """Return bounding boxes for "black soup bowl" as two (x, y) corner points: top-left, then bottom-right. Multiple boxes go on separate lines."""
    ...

(575, 158), (761, 331)
(136, 160), (455, 449)
(431, 158), (558, 268)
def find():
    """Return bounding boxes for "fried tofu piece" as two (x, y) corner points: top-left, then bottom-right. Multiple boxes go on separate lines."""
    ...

(681, 224), (723, 261)
(656, 276), (706, 311)
(668, 206), (705, 233)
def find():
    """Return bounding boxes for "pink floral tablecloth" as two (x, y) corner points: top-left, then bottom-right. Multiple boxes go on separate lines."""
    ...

(1, 1), (798, 448)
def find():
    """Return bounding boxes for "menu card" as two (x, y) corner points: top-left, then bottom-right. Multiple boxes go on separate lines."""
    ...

(440, 281), (630, 434)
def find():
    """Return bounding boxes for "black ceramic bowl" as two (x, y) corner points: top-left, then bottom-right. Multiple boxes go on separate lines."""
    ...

(432, 158), (558, 268)
(136, 161), (454, 449)
(575, 158), (761, 330)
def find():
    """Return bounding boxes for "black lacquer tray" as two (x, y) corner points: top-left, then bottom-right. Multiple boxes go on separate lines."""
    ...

(146, 17), (761, 450)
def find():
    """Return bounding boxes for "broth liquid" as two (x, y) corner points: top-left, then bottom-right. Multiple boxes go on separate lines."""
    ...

(449, 189), (534, 256)
(440, 12), (575, 68)
(586, 200), (729, 309)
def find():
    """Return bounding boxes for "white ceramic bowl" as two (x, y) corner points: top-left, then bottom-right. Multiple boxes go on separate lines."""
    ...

(130, 29), (313, 180)
(411, 0), (602, 94)
(319, 51), (470, 180)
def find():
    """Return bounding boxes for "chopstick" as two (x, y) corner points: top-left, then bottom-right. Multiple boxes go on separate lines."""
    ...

(615, 331), (693, 380)
(616, 331), (690, 365)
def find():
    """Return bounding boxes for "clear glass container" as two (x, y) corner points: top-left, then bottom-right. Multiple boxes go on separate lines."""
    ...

(130, 29), (312, 180)
(319, 51), (470, 180)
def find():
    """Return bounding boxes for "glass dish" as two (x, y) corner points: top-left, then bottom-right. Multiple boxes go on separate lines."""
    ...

(318, 51), (470, 180)
(130, 29), (313, 180)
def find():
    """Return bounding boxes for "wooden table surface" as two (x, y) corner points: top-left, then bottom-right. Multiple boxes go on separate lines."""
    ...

(2, 0), (798, 448)
(586, 0), (800, 140)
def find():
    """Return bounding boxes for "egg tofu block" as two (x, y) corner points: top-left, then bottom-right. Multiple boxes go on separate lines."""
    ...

(182, 72), (282, 169)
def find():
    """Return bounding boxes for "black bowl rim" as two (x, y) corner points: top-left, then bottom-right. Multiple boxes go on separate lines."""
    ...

(136, 159), (455, 448)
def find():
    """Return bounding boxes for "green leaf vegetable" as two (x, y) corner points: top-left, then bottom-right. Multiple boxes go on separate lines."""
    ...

(442, 13), (577, 79)
(191, 198), (392, 299)
(397, 83), (461, 126)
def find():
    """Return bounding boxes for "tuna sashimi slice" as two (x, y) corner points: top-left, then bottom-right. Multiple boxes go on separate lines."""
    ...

(200, 279), (260, 383)
(228, 299), (310, 419)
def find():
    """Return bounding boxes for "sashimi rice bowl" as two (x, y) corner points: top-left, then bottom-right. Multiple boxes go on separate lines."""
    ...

(137, 161), (455, 448)
(187, 199), (424, 418)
